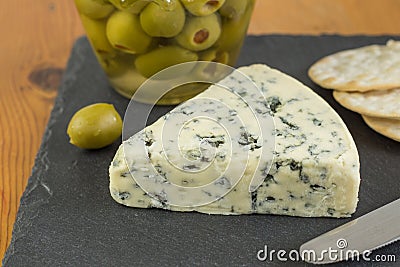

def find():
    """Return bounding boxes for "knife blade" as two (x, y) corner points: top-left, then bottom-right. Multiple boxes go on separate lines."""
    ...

(300, 198), (400, 264)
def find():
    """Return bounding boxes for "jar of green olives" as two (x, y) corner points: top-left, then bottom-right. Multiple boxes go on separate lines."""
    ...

(74, 0), (255, 105)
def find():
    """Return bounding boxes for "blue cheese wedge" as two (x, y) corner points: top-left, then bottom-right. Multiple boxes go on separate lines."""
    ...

(109, 64), (360, 218)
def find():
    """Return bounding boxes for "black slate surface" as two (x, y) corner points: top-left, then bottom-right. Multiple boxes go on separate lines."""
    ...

(3, 35), (400, 266)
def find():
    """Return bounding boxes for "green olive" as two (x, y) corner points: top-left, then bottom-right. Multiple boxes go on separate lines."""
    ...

(74, 0), (115, 19)
(135, 46), (198, 78)
(67, 103), (122, 149)
(218, 0), (247, 19)
(175, 13), (221, 51)
(180, 0), (226, 16)
(199, 48), (229, 64)
(224, 41), (242, 64)
(98, 52), (135, 77)
(80, 15), (116, 56)
(199, 48), (218, 61)
(159, 82), (210, 104)
(216, 0), (254, 52)
(214, 51), (229, 64)
(109, 67), (147, 98)
(106, 11), (152, 54)
(108, 0), (148, 14)
(216, 11), (250, 51)
(219, 0), (249, 19)
(139, 1), (185, 37)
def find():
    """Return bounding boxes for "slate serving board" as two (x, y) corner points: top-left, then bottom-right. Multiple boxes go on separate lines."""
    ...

(3, 35), (400, 266)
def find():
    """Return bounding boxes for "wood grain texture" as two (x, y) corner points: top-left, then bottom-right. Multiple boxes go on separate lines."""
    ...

(249, 0), (400, 35)
(1, 0), (400, 262)
(0, 0), (84, 261)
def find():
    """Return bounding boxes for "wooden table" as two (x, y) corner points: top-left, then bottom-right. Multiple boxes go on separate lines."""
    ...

(1, 0), (400, 261)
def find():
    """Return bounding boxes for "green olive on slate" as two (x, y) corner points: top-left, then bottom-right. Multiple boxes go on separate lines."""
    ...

(67, 103), (122, 149)
(106, 11), (152, 54)
(175, 13), (221, 51)
(180, 0), (226, 16)
(135, 46), (198, 78)
(140, 1), (185, 37)
(80, 15), (116, 56)
(218, 0), (247, 19)
(75, 0), (115, 19)
(108, 0), (148, 14)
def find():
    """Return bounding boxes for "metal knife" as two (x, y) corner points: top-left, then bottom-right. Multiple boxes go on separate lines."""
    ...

(300, 198), (400, 264)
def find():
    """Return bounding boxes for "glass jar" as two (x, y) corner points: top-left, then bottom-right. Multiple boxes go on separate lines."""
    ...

(74, 0), (256, 105)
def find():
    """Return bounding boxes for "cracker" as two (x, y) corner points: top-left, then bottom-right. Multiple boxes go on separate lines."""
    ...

(333, 87), (400, 119)
(308, 40), (400, 92)
(362, 115), (400, 142)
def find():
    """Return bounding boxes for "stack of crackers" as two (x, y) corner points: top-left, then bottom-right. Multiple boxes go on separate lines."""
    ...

(308, 40), (400, 142)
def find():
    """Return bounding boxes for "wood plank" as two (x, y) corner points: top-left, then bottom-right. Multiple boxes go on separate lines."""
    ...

(249, 0), (400, 35)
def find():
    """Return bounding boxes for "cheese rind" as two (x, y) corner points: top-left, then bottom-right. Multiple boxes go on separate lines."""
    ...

(109, 64), (360, 217)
